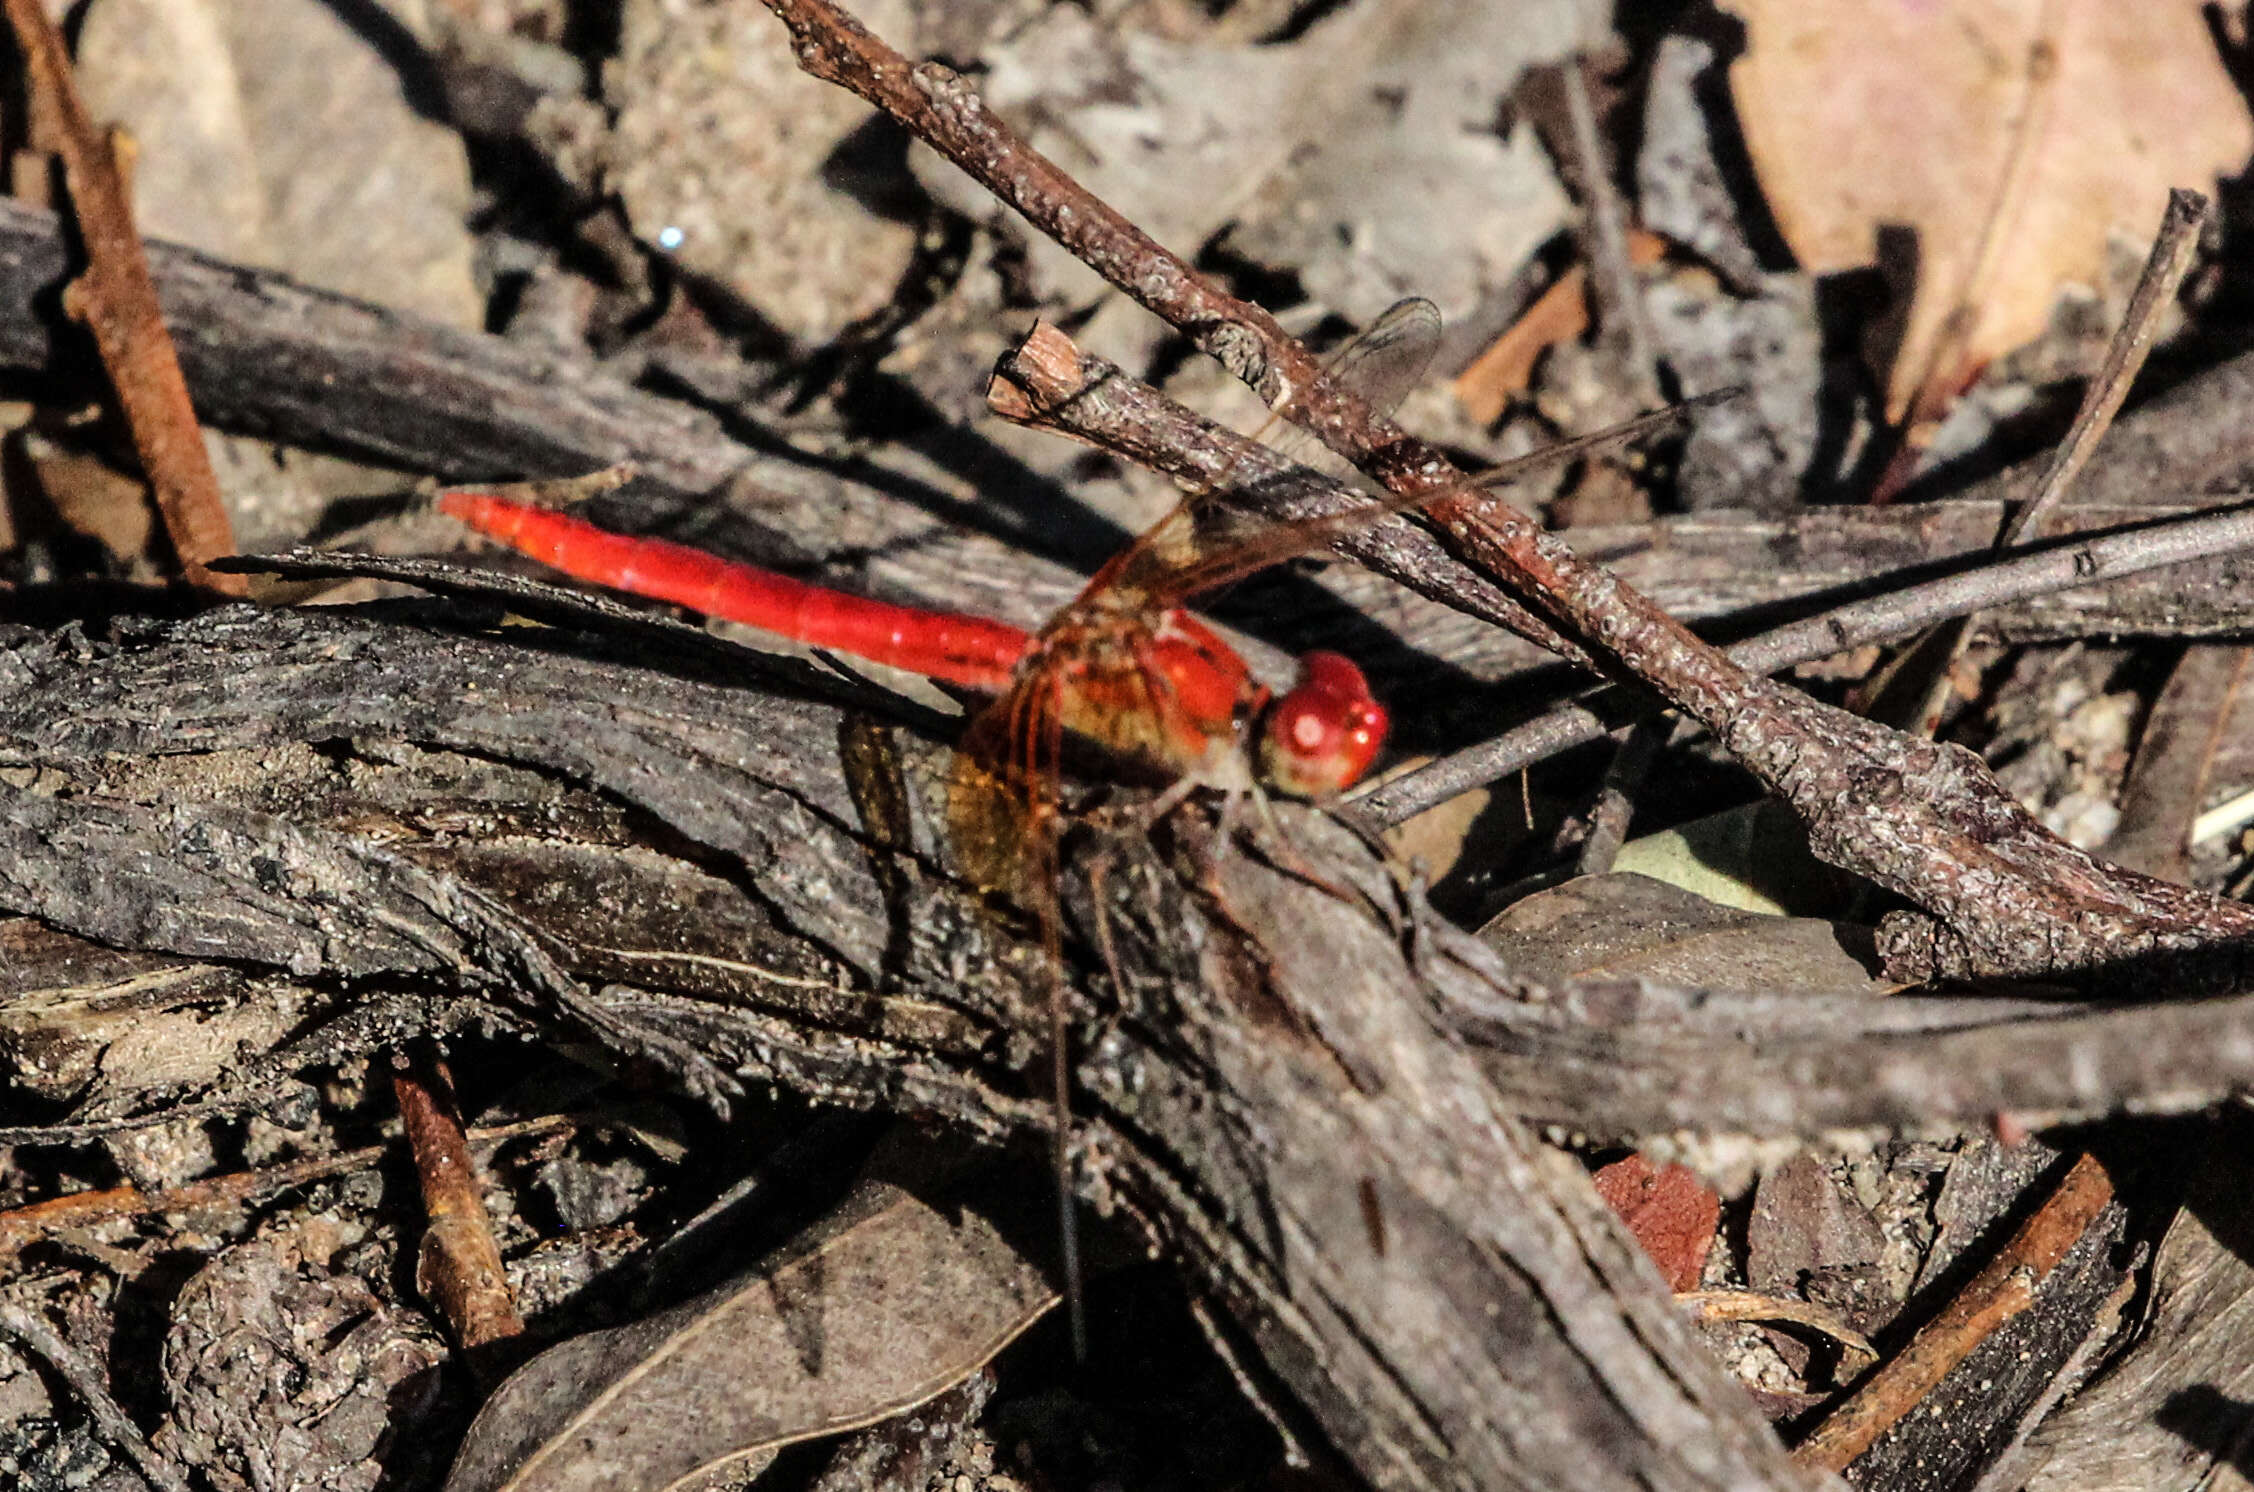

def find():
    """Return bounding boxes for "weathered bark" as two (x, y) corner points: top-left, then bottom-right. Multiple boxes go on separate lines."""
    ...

(0, 598), (1822, 1489)
(8, 597), (2254, 1483)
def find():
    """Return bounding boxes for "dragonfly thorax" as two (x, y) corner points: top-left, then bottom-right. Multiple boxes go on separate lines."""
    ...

(1043, 609), (1256, 782)
(1040, 610), (1386, 799)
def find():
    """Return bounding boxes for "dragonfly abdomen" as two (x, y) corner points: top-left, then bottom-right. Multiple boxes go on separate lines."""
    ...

(440, 491), (1028, 690)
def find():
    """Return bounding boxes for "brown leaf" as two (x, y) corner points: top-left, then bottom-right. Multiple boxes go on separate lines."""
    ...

(1725, 0), (2252, 420)
(443, 1174), (1056, 1492)
(1592, 1154), (1719, 1292)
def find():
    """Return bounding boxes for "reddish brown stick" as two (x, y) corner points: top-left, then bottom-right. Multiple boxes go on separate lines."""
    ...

(0, 0), (241, 592)
(0, 1113), (577, 1260)
(1791, 1153), (2116, 1471)
(0, 1144), (386, 1256)
(393, 1047), (525, 1353)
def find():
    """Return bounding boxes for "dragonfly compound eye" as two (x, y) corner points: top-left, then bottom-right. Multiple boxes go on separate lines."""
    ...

(1260, 651), (1388, 797)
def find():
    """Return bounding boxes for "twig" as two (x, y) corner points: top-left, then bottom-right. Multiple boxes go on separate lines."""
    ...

(1791, 1152), (2115, 1472)
(759, 1), (1387, 457)
(0, 1146), (386, 1258)
(770, 0), (2254, 987)
(0, 1113), (580, 1257)
(393, 1044), (526, 1359)
(1358, 502), (2254, 823)
(987, 323), (1583, 662)
(0, 1292), (193, 1492)
(1559, 58), (1662, 407)
(0, 0), (241, 593)
(2013, 189), (2211, 540)
(981, 323), (2254, 827)
(1676, 1290), (1877, 1373)
(1576, 715), (1667, 876)
(1880, 187), (2212, 737)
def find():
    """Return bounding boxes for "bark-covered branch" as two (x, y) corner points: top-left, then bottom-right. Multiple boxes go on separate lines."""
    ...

(8, 601), (2254, 1483)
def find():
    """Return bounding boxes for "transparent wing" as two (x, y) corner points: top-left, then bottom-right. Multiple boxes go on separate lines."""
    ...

(1261, 297), (1445, 476)
(1086, 297), (1443, 607)
(1151, 392), (1733, 603)
(946, 668), (1087, 1350)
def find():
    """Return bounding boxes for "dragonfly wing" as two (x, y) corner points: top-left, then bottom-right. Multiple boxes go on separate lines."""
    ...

(1080, 297), (1445, 614)
(1259, 296), (1444, 475)
(949, 670), (1064, 907)
(948, 666), (1087, 1352)
(1151, 391), (1735, 603)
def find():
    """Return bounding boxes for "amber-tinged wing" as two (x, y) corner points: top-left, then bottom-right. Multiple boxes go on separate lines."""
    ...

(1082, 296), (1445, 612)
(949, 670), (1062, 901)
(948, 666), (1093, 1353)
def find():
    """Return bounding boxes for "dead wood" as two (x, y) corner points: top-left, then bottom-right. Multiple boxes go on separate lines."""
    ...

(0, 195), (2238, 677)
(9, 598), (2254, 1483)
(3, 6), (2254, 1474)
(1792, 1153), (2117, 1470)
(0, 597), (1810, 1490)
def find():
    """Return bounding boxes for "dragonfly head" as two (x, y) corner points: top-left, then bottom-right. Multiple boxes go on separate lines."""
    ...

(1259, 651), (1387, 797)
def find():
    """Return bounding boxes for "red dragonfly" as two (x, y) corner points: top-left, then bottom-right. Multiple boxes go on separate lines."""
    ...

(440, 299), (1697, 1344)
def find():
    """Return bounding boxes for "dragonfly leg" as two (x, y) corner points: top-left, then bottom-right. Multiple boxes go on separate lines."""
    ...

(1137, 771), (1205, 827)
(1235, 786), (1365, 907)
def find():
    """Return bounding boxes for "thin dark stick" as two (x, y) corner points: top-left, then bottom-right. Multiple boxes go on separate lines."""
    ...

(1887, 187), (2212, 737)
(2011, 188), (2210, 541)
(1562, 59), (1662, 406)
(1576, 715), (1669, 876)
(1356, 501), (2254, 823)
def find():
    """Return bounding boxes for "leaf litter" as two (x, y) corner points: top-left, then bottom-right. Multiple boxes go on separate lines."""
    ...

(5, 0), (2254, 1487)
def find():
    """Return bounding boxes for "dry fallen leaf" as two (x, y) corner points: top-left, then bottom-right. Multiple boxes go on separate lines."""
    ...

(1453, 231), (1670, 425)
(1592, 1153), (1720, 1292)
(443, 1172), (1057, 1492)
(1725, 0), (2252, 421)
